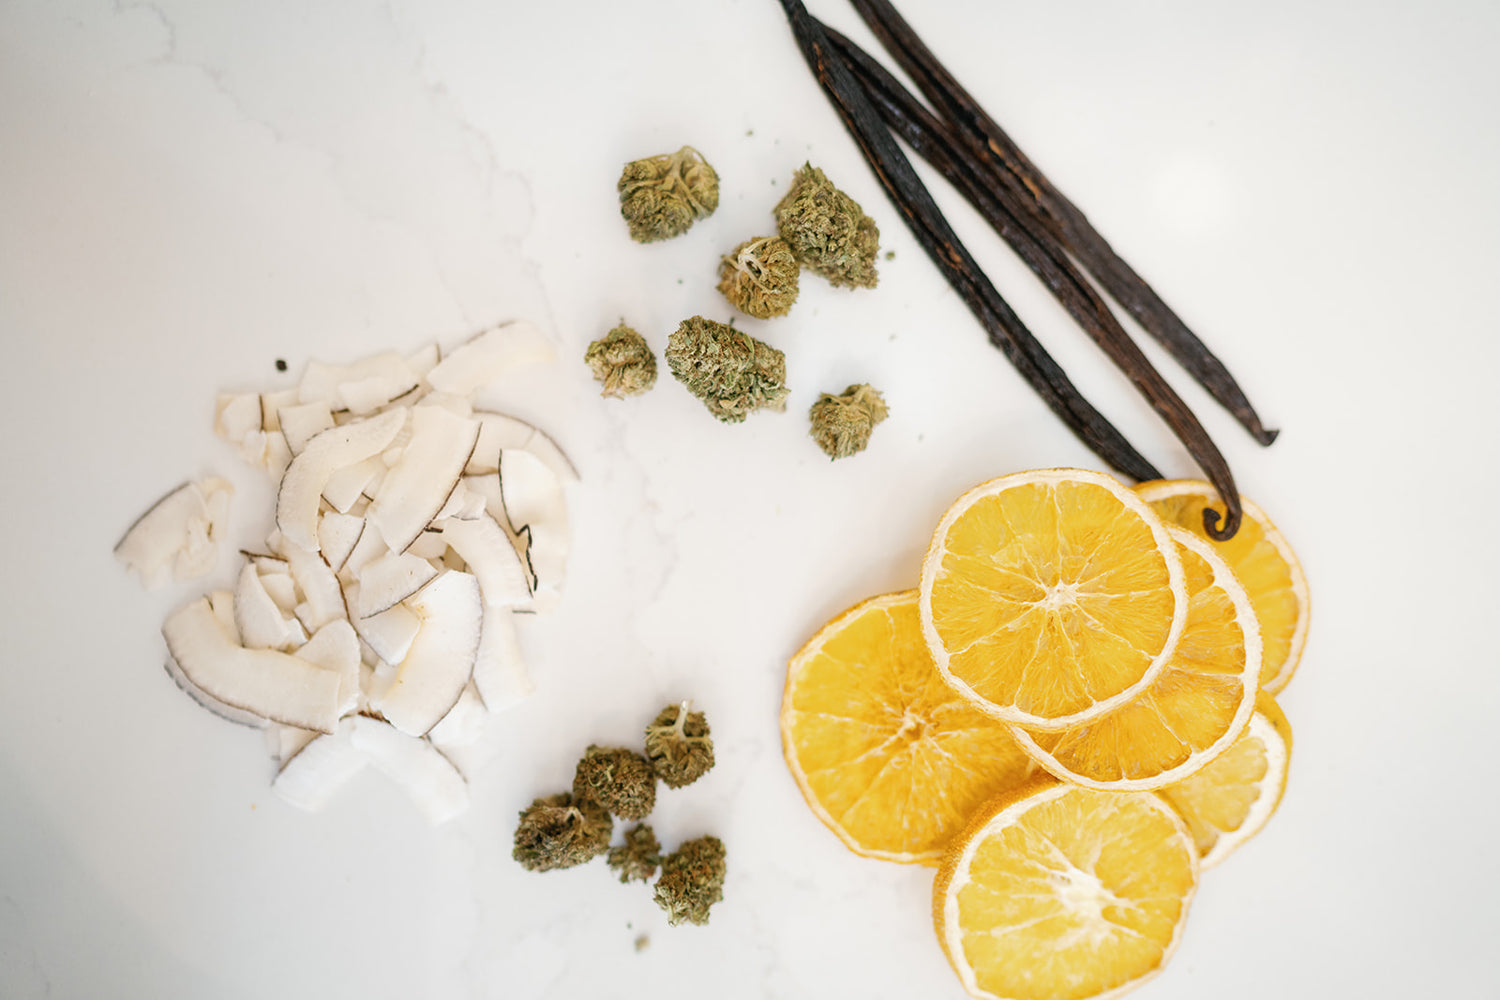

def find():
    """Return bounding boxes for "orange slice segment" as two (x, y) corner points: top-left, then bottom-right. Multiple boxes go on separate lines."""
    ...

(782, 591), (1037, 864)
(1011, 527), (1261, 790)
(1136, 480), (1309, 694)
(1159, 692), (1293, 867)
(935, 780), (1198, 1000)
(920, 468), (1187, 729)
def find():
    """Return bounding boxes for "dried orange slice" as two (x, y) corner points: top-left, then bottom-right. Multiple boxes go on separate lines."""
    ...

(920, 468), (1187, 730)
(935, 780), (1198, 1000)
(1136, 480), (1308, 695)
(1010, 527), (1261, 790)
(782, 591), (1037, 864)
(1159, 692), (1293, 867)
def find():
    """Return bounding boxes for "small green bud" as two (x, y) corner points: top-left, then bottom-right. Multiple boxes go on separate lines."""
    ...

(774, 163), (880, 289)
(717, 236), (800, 319)
(644, 701), (714, 789)
(809, 383), (888, 459)
(585, 323), (657, 398)
(607, 823), (663, 884)
(573, 745), (657, 821)
(665, 317), (789, 423)
(653, 836), (727, 927)
(511, 793), (612, 872)
(618, 145), (719, 243)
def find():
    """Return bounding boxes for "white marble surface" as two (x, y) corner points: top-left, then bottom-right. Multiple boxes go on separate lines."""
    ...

(2, 1), (1498, 997)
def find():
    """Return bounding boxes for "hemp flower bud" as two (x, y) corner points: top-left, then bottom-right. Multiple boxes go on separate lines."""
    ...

(774, 163), (880, 289)
(665, 316), (789, 423)
(511, 793), (612, 872)
(809, 383), (889, 460)
(585, 323), (657, 398)
(644, 701), (714, 789)
(607, 823), (662, 884)
(653, 836), (727, 927)
(572, 745), (657, 821)
(717, 236), (800, 319)
(618, 145), (719, 243)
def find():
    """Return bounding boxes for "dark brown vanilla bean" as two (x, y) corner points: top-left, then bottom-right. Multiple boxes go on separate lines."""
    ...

(775, 0), (1161, 484)
(849, 0), (1279, 451)
(822, 23), (1244, 541)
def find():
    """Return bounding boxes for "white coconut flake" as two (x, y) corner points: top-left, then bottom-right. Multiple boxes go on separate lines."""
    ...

(233, 562), (298, 650)
(162, 597), (342, 733)
(466, 412), (579, 483)
(345, 583), (422, 666)
(274, 718), (366, 812)
(276, 409), (406, 551)
(115, 478), (234, 590)
(356, 551), (438, 618)
(277, 401), (335, 455)
(348, 716), (468, 825)
(366, 405), (479, 553)
(373, 570), (482, 736)
(438, 515), (531, 608)
(472, 607), (533, 711)
(215, 393), (262, 441)
(426, 321), (554, 396)
(317, 512), (365, 572)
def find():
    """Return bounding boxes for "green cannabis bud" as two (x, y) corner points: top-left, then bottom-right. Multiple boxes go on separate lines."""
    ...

(653, 836), (727, 926)
(644, 701), (714, 789)
(809, 383), (889, 459)
(511, 793), (612, 872)
(774, 163), (880, 289)
(618, 145), (719, 243)
(572, 745), (657, 821)
(665, 316), (789, 423)
(717, 236), (800, 319)
(607, 823), (662, 884)
(585, 323), (657, 398)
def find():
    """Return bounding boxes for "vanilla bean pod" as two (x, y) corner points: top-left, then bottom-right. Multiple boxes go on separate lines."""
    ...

(823, 22), (1244, 540)
(849, 0), (1278, 450)
(776, 0), (1160, 483)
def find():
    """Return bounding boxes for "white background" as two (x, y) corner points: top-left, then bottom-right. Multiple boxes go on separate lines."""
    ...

(2, 1), (1497, 997)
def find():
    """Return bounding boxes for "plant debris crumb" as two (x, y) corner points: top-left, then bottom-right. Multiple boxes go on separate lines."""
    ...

(718, 236), (800, 319)
(585, 323), (657, 398)
(653, 836), (727, 926)
(809, 383), (889, 459)
(617, 146), (719, 243)
(665, 317), (788, 423)
(775, 163), (880, 289)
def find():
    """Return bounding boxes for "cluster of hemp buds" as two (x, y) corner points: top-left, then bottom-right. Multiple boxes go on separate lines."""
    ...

(511, 702), (726, 926)
(665, 316), (789, 423)
(809, 383), (889, 459)
(584, 322), (657, 398)
(618, 146), (720, 243)
(717, 236), (800, 319)
(774, 163), (881, 289)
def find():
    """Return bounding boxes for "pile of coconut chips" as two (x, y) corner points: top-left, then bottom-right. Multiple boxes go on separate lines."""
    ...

(115, 322), (575, 823)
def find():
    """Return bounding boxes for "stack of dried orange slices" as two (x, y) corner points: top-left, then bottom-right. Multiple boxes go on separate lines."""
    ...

(782, 468), (1308, 1000)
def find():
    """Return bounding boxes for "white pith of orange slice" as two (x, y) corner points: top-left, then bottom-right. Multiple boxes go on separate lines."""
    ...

(781, 591), (1037, 864)
(1009, 526), (1262, 791)
(920, 468), (1187, 730)
(934, 779), (1198, 1000)
(1135, 480), (1308, 695)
